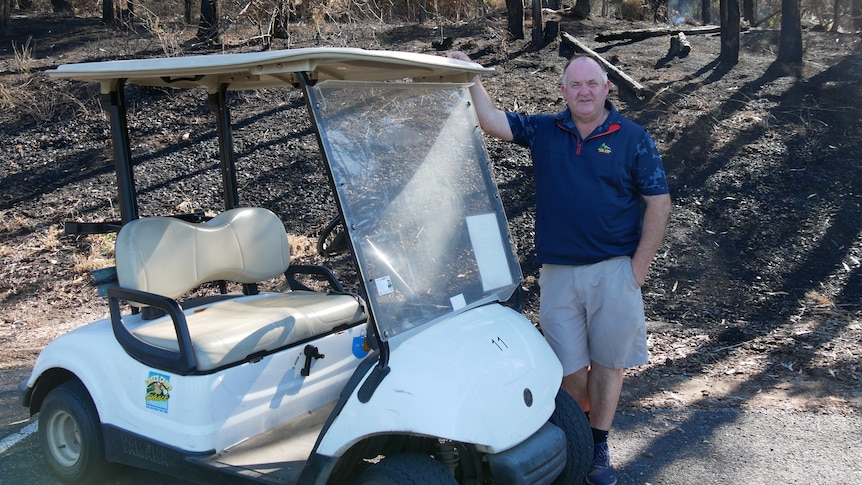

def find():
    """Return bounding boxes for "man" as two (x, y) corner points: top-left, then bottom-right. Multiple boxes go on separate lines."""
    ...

(449, 51), (671, 485)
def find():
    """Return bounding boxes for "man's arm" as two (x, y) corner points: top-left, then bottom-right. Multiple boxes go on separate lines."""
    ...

(631, 193), (671, 286)
(447, 51), (513, 141)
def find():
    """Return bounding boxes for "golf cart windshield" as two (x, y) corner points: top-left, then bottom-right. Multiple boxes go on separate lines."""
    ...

(309, 81), (522, 341)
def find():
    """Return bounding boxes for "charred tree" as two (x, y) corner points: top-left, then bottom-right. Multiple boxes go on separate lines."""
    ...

(573, 0), (591, 19)
(830, 0), (841, 32)
(197, 0), (220, 43)
(1, 0), (9, 33)
(506, 0), (524, 40)
(103, 0), (114, 26)
(702, 0), (711, 24)
(719, 0), (740, 64)
(742, 0), (755, 24)
(776, 0), (802, 64)
(271, 0), (294, 40)
(51, 0), (72, 15)
(652, 0), (668, 22)
(532, 0), (543, 49)
(545, 0), (561, 45)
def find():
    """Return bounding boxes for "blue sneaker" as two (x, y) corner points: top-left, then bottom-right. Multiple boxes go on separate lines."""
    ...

(585, 442), (617, 485)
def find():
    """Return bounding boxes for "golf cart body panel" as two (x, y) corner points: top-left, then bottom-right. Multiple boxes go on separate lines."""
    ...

(26, 314), (366, 454)
(23, 47), (576, 484)
(316, 303), (562, 457)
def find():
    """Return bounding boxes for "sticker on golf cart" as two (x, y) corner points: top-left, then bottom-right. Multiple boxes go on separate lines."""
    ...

(450, 293), (467, 310)
(145, 372), (172, 413)
(352, 336), (369, 358)
(374, 276), (394, 296)
(466, 213), (514, 291)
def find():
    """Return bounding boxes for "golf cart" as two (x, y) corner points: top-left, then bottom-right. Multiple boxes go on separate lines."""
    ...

(21, 47), (591, 484)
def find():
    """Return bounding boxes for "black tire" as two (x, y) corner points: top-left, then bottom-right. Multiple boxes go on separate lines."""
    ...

(38, 380), (111, 484)
(356, 452), (457, 485)
(549, 388), (593, 485)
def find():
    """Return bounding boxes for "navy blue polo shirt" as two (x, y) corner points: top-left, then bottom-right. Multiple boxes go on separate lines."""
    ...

(507, 102), (669, 266)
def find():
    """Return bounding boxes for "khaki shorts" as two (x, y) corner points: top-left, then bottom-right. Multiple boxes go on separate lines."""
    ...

(538, 257), (648, 374)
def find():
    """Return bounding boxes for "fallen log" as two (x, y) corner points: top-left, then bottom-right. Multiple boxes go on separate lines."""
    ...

(560, 32), (650, 97)
(595, 25), (720, 42)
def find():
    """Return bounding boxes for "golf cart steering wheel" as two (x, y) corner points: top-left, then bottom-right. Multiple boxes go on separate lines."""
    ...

(317, 214), (349, 258)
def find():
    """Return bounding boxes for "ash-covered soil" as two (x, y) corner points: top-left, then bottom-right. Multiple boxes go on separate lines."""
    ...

(1, 11), (860, 414)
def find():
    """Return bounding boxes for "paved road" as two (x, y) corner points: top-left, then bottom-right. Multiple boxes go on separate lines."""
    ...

(2, 398), (860, 484)
(611, 407), (861, 484)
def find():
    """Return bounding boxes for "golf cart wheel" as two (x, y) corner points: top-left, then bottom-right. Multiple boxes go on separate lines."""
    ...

(38, 380), (110, 483)
(549, 388), (594, 485)
(357, 452), (457, 484)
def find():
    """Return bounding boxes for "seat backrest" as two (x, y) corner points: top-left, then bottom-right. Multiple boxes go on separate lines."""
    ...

(115, 207), (291, 300)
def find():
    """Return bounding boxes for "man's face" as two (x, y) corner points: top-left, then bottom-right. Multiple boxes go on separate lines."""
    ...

(561, 58), (611, 122)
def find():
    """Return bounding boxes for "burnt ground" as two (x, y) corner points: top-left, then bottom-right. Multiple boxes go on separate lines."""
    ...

(0, 11), (860, 418)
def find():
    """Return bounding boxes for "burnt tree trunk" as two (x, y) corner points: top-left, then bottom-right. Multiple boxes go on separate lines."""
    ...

(702, 0), (711, 24)
(1, 0), (9, 33)
(742, 0), (754, 24)
(506, 0), (524, 40)
(573, 0), (591, 18)
(103, 0), (114, 26)
(51, 0), (72, 14)
(830, 0), (841, 32)
(544, 0), (561, 46)
(777, 0), (802, 64)
(719, 0), (740, 64)
(197, 0), (220, 42)
(531, 0), (544, 49)
(652, 0), (668, 22)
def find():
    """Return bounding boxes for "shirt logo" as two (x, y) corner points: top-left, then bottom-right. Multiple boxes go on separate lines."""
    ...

(598, 143), (612, 155)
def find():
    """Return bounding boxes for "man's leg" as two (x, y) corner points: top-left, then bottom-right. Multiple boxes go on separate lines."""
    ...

(584, 362), (624, 485)
(561, 366), (590, 413)
(586, 362), (623, 431)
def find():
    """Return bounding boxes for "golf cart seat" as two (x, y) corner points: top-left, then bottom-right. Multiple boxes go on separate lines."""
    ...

(107, 207), (365, 374)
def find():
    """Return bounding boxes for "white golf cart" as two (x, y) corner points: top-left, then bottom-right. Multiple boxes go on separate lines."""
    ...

(21, 47), (591, 484)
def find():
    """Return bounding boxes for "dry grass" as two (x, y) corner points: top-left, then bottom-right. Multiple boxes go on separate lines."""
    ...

(72, 233), (117, 273)
(132, 4), (186, 56)
(11, 36), (34, 74)
(36, 224), (63, 250)
(0, 75), (95, 124)
(289, 234), (318, 260)
(0, 210), (36, 235)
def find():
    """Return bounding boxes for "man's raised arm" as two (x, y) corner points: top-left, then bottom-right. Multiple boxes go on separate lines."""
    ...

(447, 51), (513, 142)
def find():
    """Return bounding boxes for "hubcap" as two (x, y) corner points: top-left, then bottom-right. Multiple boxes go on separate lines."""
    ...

(46, 410), (81, 467)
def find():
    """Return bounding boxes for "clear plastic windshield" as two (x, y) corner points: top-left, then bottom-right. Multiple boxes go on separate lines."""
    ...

(308, 81), (522, 341)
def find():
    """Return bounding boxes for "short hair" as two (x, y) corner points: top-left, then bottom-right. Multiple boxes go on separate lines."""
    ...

(562, 54), (609, 86)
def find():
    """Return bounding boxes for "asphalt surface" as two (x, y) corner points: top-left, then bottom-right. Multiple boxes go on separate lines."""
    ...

(2, 396), (860, 485)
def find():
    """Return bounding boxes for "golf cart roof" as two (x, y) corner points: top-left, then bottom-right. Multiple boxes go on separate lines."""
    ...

(48, 47), (492, 92)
